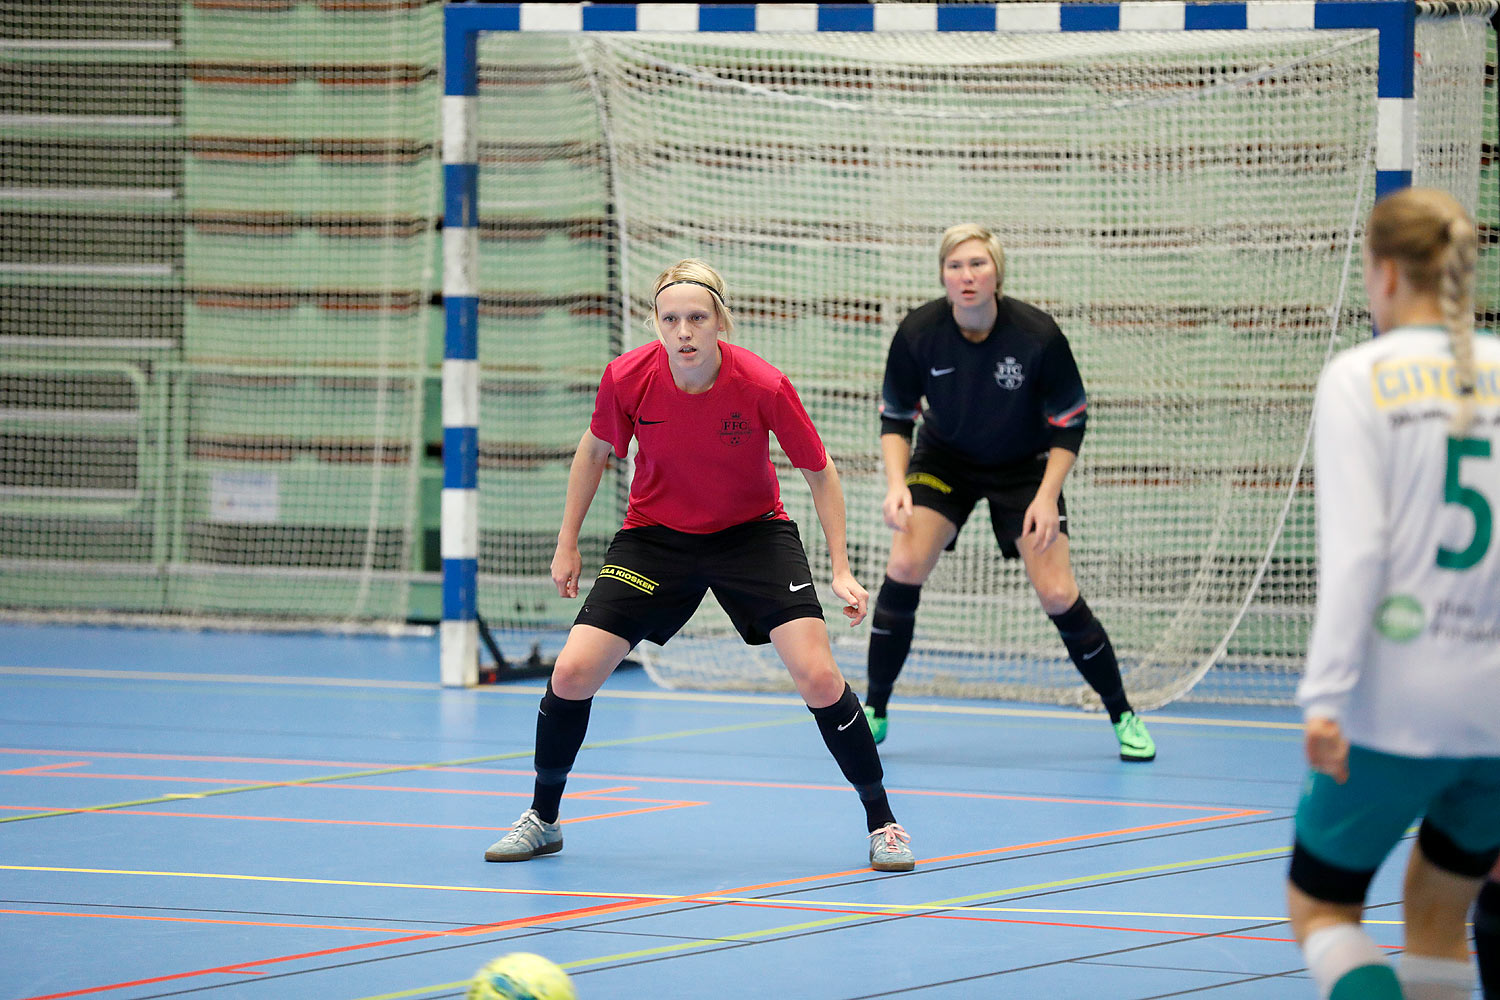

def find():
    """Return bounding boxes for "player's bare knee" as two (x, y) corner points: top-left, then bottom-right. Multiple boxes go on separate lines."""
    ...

(789, 662), (846, 708)
(548, 657), (607, 700)
(1034, 584), (1077, 616)
(809, 670), (849, 708)
(884, 556), (931, 586)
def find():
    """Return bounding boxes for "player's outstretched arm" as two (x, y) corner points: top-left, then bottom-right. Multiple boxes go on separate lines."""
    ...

(551, 429), (613, 598)
(801, 457), (869, 625)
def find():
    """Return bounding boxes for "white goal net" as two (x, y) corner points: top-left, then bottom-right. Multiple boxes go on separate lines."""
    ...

(473, 12), (1491, 707)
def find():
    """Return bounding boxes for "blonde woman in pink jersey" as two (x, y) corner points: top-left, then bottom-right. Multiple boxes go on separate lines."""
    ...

(483, 259), (915, 873)
(1286, 188), (1500, 1000)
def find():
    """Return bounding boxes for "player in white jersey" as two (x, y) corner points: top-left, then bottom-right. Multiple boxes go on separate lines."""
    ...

(1285, 187), (1500, 1000)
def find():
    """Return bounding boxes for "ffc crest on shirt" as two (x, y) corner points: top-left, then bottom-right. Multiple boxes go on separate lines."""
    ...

(720, 411), (752, 446)
(994, 357), (1025, 390)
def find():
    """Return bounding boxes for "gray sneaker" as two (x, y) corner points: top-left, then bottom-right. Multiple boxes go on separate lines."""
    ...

(484, 808), (562, 862)
(868, 822), (915, 872)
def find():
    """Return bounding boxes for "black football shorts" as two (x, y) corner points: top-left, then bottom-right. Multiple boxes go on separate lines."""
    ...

(905, 447), (1068, 559)
(575, 518), (825, 647)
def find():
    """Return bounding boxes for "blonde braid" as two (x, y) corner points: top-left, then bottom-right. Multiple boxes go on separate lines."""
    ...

(1442, 215), (1479, 436)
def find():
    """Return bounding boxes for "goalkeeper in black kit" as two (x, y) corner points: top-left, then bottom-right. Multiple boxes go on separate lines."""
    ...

(863, 223), (1155, 761)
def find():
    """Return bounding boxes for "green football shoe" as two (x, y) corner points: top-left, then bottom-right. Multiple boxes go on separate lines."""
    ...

(863, 704), (887, 745)
(1112, 711), (1156, 762)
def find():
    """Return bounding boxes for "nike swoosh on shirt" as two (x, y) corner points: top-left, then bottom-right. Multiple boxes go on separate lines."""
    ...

(930, 367), (956, 376)
(639, 418), (665, 425)
(789, 582), (813, 592)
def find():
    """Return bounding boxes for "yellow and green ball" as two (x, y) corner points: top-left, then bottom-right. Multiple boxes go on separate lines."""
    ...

(466, 952), (576, 1000)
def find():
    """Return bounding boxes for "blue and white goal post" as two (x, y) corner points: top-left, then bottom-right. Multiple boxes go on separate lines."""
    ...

(435, 0), (1488, 701)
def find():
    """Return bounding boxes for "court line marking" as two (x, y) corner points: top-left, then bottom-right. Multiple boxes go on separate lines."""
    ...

(344, 846), (1312, 1000)
(3, 898), (1375, 929)
(2, 673), (1294, 995)
(3, 758), (1245, 813)
(0, 665), (437, 690)
(6, 833), (1289, 1000)
(3, 771), (699, 806)
(4, 820), (1274, 909)
(0, 762), (90, 776)
(0, 908), (439, 934)
(0, 714), (805, 825)
(0, 664), (1301, 730)
(0, 800), (706, 830)
(0, 746), (1258, 831)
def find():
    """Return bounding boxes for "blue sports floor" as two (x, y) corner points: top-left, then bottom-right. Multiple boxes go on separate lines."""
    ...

(0, 623), (1427, 999)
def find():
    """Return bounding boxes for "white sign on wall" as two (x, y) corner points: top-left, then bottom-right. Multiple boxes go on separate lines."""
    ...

(209, 470), (281, 524)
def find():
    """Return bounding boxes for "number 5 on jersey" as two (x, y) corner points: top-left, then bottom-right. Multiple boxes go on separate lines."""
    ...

(1437, 436), (1493, 571)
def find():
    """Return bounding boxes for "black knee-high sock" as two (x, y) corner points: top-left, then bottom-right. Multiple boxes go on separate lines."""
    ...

(1477, 879), (1500, 1000)
(866, 577), (921, 716)
(1050, 595), (1132, 722)
(529, 681), (592, 824)
(809, 683), (896, 832)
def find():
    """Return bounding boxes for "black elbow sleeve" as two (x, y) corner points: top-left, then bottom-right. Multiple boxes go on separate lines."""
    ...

(1051, 426), (1084, 454)
(880, 417), (915, 442)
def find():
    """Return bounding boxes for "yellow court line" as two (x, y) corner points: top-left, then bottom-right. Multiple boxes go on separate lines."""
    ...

(0, 664), (1302, 730)
(5, 865), (1356, 926)
(5, 847), (1306, 917)
(693, 897), (1398, 926)
(358, 980), (471, 1000)
(5, 862), (1327, 926)
(0, 864), (678, 901)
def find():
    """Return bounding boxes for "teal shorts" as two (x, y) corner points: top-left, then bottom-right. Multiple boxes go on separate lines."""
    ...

(1295, 744), (1500, 873)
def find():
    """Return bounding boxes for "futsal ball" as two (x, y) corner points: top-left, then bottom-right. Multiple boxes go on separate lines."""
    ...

(466, 952), (576, 1000)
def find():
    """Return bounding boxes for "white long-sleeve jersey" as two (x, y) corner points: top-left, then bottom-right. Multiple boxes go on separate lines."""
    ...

(1300, 325), (1500, 758)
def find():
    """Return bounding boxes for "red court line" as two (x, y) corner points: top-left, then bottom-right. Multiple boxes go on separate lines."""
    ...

(448, 766), (1245, 813)
(929, 809), (1269, 864)
(0, 806), (517, 831)
(0, 801), (706, 828)
(2, 750), (1236, 816)
(10, 806), (1264, 1000)
(883, 787), (1231, 811)
(5, 771), (694, 807)
(16, 771), (266, 786)
(0, 747), (382, 768)
(0, 762), (90, 776)
(18, 929), (453, 1000)
(566, 785), (637, 797)
(0, 908), (430, 935)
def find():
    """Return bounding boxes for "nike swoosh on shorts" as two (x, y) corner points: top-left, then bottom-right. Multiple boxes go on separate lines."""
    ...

(789, 582), (813, 591)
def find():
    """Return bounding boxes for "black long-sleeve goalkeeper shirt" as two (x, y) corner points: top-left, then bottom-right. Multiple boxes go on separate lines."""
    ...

(879, 295), (1088, 467)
